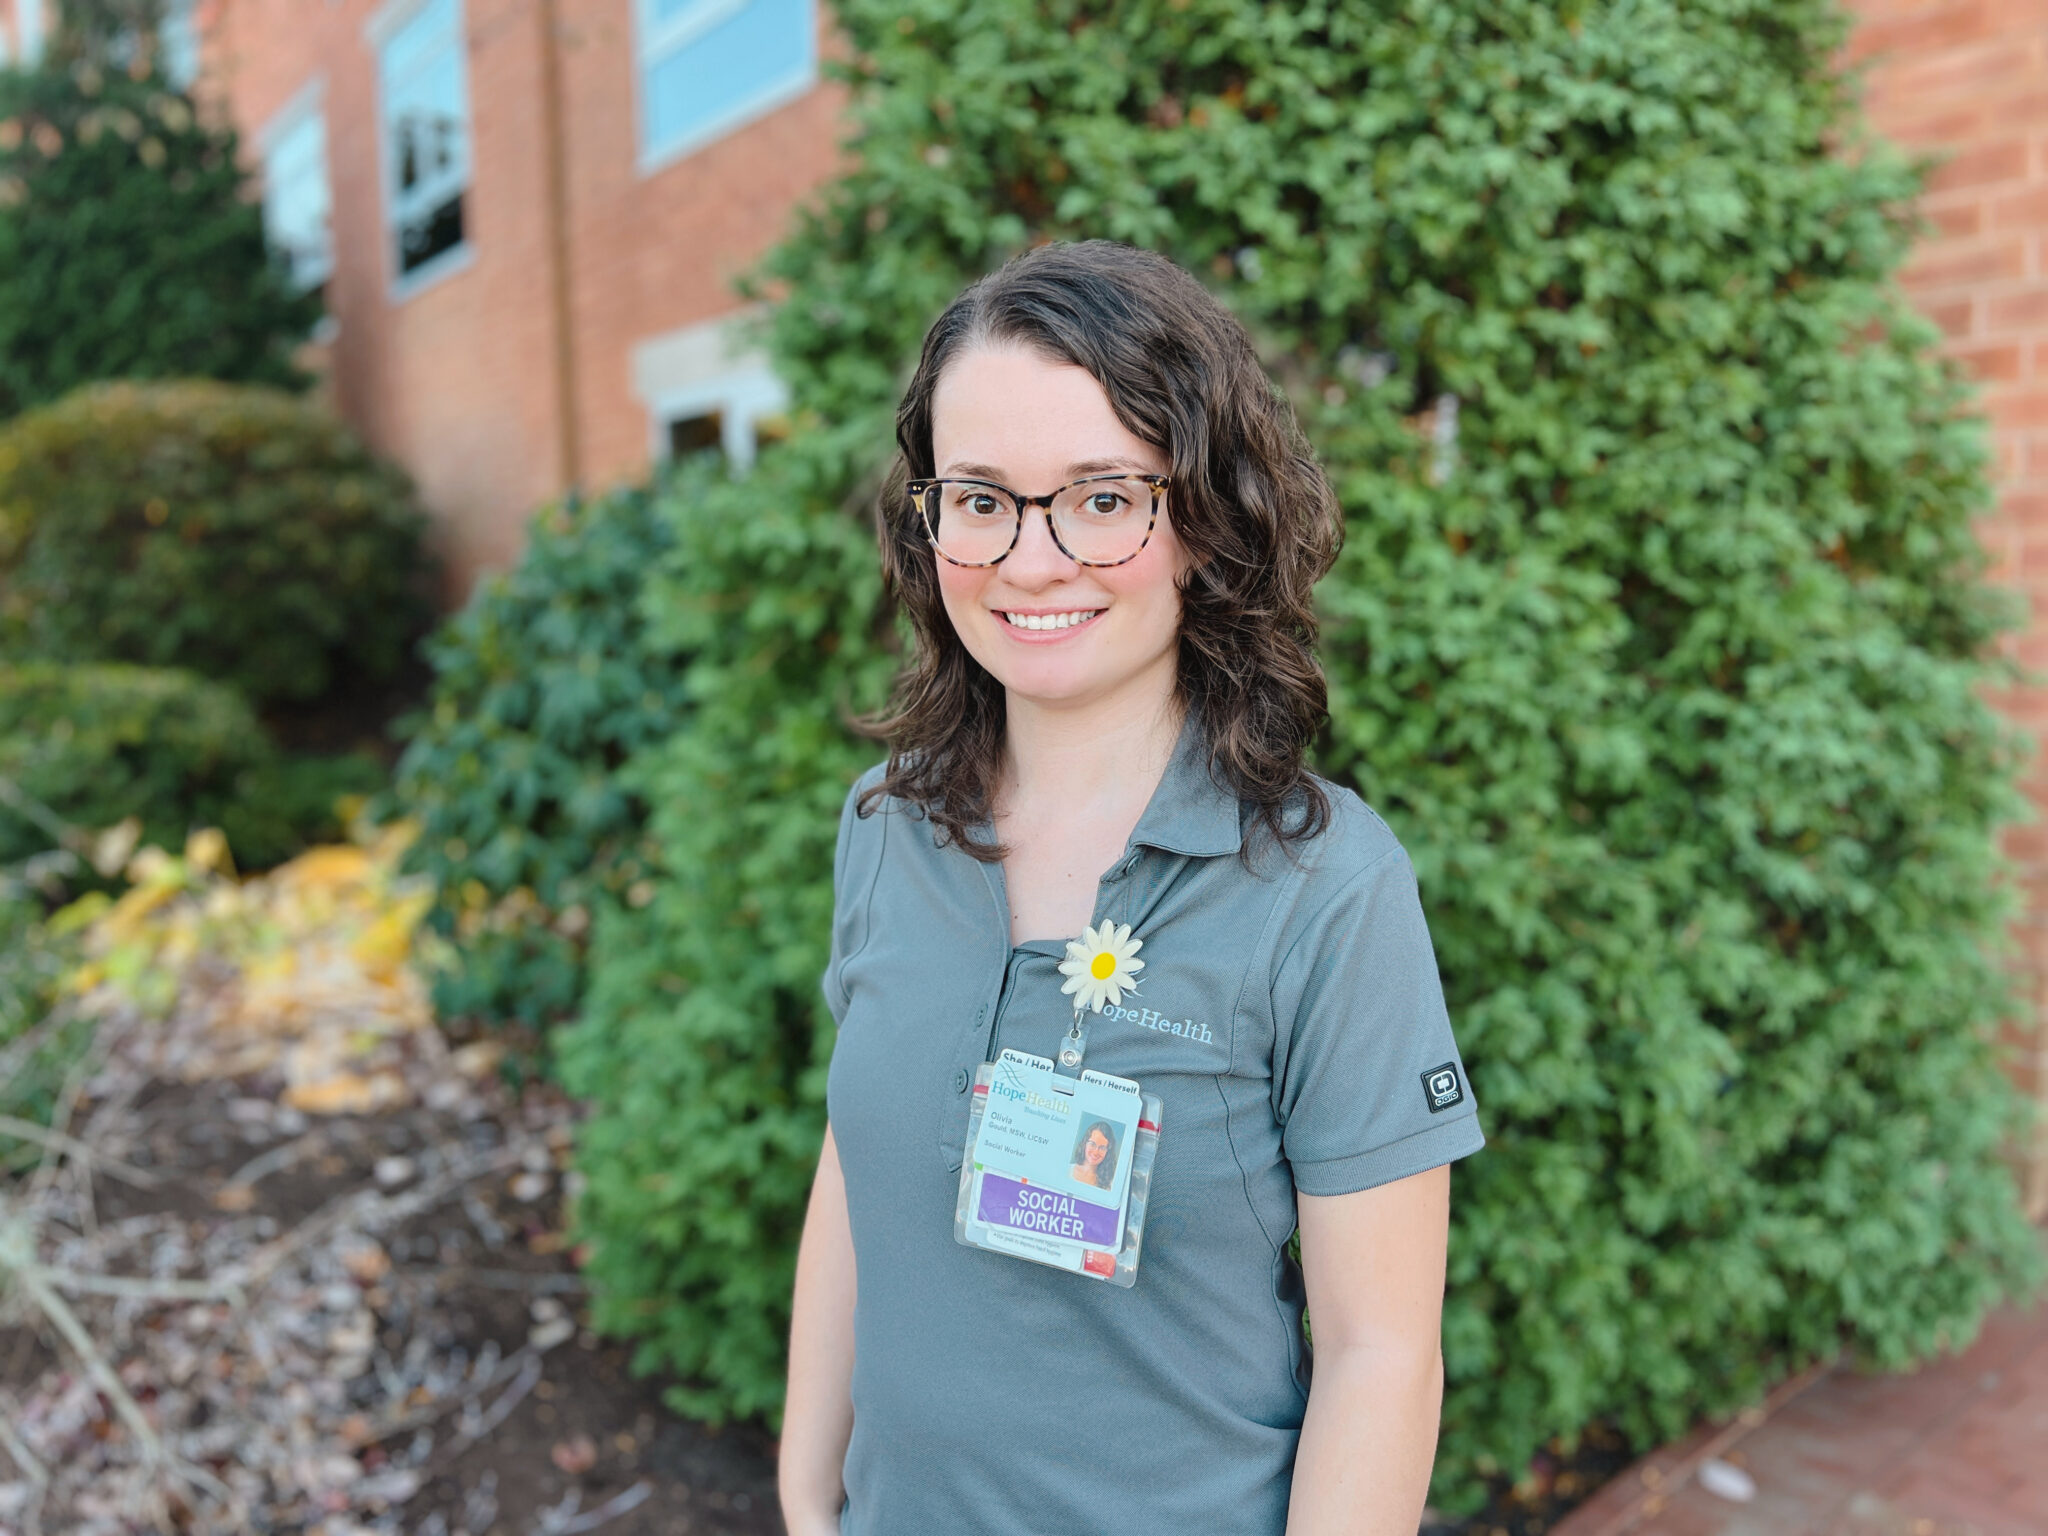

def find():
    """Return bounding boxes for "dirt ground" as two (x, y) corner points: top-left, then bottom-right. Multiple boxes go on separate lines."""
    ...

(0, 1067), (781, 1536)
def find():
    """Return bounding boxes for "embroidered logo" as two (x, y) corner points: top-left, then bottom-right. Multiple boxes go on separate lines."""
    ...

(1099, 1000), (1215, 1046)
(1421, 1063), (1465, 1114)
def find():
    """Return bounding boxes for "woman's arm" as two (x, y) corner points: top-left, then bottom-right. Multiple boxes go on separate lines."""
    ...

(1286, 1163), (1451, 1536)
(779, 1126), (858, 1536)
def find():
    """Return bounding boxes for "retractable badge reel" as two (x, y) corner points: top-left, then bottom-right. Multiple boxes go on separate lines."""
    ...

(953, 923), (1164, 1287)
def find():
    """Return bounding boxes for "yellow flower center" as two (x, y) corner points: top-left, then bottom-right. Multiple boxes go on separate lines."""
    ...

(1090, 952), (1117, 980)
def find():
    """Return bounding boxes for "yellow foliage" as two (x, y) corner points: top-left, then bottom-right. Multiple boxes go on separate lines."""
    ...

(64, 818), (445, 1112)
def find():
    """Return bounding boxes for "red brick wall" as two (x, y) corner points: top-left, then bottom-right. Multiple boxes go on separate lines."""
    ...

(198, 0), (843, 598)
(1845, 0), (2048, 1214)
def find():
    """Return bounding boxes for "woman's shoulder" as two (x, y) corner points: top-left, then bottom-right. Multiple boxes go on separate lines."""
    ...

(1260, 772), (1412, 893)
(833, 758), (939, 876)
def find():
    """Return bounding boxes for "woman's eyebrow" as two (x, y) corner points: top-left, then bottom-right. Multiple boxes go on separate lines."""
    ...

(937, 457), (1149, 481)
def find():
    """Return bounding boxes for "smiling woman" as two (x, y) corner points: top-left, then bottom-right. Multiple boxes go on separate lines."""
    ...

(778, 243), (1486, 1536)
(866, 243), (1343, 864)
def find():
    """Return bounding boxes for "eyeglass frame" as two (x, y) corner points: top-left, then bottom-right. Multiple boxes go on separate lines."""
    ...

(905, 473), (1171, 569)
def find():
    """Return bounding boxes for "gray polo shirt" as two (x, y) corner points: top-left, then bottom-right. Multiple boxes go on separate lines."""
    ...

(822, 719), (1483, 1536)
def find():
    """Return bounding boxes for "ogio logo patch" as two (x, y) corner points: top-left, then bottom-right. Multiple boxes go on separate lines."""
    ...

(1421, 1063), (1465, 1114)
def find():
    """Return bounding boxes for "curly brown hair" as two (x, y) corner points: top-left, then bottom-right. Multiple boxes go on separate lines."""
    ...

(860, 241), (1343, 861)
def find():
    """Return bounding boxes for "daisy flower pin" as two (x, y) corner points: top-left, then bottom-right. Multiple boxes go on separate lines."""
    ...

(1059, 921), (1144, 1013)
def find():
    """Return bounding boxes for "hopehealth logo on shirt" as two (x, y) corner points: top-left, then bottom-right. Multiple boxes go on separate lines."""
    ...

(1099, 1000), (1215, 1046)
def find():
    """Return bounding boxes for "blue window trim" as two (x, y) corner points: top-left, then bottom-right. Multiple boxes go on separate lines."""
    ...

(633, 0), (817, 176)
(258, 78), (336, 293)
(366, 0), (475, 303)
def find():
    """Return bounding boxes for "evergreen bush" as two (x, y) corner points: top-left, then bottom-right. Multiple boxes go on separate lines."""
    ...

(0, 380), (434, 709)
(0, 659), (378, 875)
(392, 481), (692, 1032)
(0, 662), (268, 866)
(0, 1), (320, 420)
(561, 0), (2043, 1498)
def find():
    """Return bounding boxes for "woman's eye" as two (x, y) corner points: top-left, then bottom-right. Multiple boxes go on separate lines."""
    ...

(1087, 493), (1125, 515)
(968, 495), (1001, 517)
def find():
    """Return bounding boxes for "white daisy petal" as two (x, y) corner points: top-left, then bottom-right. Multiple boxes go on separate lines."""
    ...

(1056, 921), (1147, 1017)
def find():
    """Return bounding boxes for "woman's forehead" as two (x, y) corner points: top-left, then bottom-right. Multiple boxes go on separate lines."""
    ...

(931, 347), (1161, 478)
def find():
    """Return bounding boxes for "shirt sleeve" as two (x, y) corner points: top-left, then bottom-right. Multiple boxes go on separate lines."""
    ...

(821, 773), (879, 1026)
(1270, 844), (1484, 1197)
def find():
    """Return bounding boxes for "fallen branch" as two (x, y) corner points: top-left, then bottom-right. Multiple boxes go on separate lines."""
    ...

(430, 1348), (545, 1471)
(0, 1393), (47, 1484)
(0, 1112), (160, 1188)
(534, 1480), (653, 1536)
(340, 1341), (540, 1449)
(220, 1128), (329, 1192)
(224, 1140), (524, 1289)
(7, 1244), (236, 1511)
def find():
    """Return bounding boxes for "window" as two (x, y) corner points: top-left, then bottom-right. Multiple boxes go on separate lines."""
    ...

(160, 0), (200, 88)
(13, 0), (46, 66)
(667, 411), (724, 462)
(636, 0), (814, 171)
(261, 92), (334, 295)
(633, 313), (789, 473)
(375, 0), (471, 287)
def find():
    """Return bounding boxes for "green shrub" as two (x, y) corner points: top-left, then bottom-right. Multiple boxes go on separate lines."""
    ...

(0, 662), (269, 867)
(0, 662), (366, 876)
(225, 749), (389, 870)
(0, 892), (91, 1167)
(392, 481), (693, 1032)
(0, 380), (434, 708)
(0, 1), (321, 420)
(562, 0), (2043, 1499)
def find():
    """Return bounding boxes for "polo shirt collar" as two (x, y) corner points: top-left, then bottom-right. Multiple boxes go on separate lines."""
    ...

(1126, 710), (1244, 859)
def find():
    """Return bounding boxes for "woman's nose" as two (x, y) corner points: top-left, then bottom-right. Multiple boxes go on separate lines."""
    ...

(1003, 503), (1076, 584)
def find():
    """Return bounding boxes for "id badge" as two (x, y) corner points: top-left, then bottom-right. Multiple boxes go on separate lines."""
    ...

(953, 1048), (1163, 1287)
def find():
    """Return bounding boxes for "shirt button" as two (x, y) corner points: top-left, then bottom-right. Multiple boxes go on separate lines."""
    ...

(953, 1068), (970, 1093)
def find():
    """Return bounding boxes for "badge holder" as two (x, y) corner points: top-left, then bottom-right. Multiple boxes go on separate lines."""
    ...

(953, 1052), (1163, 1288)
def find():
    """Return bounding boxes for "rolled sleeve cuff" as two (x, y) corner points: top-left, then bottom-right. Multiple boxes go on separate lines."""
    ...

(1289, 1113), (1485, 1198)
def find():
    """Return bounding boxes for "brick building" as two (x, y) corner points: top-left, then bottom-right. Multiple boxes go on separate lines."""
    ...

(1, 0), (844, 595)
(1844, 0), (2048, 1211)
(2, 0), (2044, 1202)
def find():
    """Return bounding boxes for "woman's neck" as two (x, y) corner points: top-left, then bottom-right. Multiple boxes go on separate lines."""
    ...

(997, 670), (1184, 827)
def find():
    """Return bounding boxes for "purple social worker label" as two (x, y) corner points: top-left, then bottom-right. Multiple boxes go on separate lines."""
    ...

(976, 1174), (1119, 1247)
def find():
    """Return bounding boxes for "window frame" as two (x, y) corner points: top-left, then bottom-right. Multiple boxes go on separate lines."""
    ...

(13, 0), (46, 66)
(258, 78), (336, 297)
(366, 0), (475, 302)
(632, 0), (817, 176)
(632, 312), (789, 474)
(159, 0), (201, 88)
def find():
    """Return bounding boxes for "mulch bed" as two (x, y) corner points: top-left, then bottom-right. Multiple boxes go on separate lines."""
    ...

(0, 1052), (779, 1536)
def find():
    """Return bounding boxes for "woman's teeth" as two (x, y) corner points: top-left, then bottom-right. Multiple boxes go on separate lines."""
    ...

(1002, 610), (1101, 631)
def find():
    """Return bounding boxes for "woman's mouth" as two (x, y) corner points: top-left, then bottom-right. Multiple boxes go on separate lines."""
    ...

(997, 608), (1104, 634)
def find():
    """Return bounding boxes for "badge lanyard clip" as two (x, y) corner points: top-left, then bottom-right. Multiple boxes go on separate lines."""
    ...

(1057, 1008), (1089, 1074)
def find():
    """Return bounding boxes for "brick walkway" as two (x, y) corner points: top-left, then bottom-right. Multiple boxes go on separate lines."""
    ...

(1552, 1290), (2048, 1536)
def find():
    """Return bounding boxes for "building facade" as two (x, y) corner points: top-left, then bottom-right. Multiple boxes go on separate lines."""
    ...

(4, 0), (845, 596)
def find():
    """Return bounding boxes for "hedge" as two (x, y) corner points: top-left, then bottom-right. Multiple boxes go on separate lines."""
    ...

(0, 3), (320, 420)
(557, 0), (2043, 1504)
(393, 481), (693, 1033)
(0, 661), (267, 865)
(0, 380), (433, 710)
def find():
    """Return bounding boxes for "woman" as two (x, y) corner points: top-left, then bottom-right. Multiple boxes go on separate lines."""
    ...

(780, 241), (1483, 1536)
(1070, 1119), (1118, 1190)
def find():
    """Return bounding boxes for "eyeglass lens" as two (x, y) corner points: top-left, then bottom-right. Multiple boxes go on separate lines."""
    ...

(923, 478), (1156, 565)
